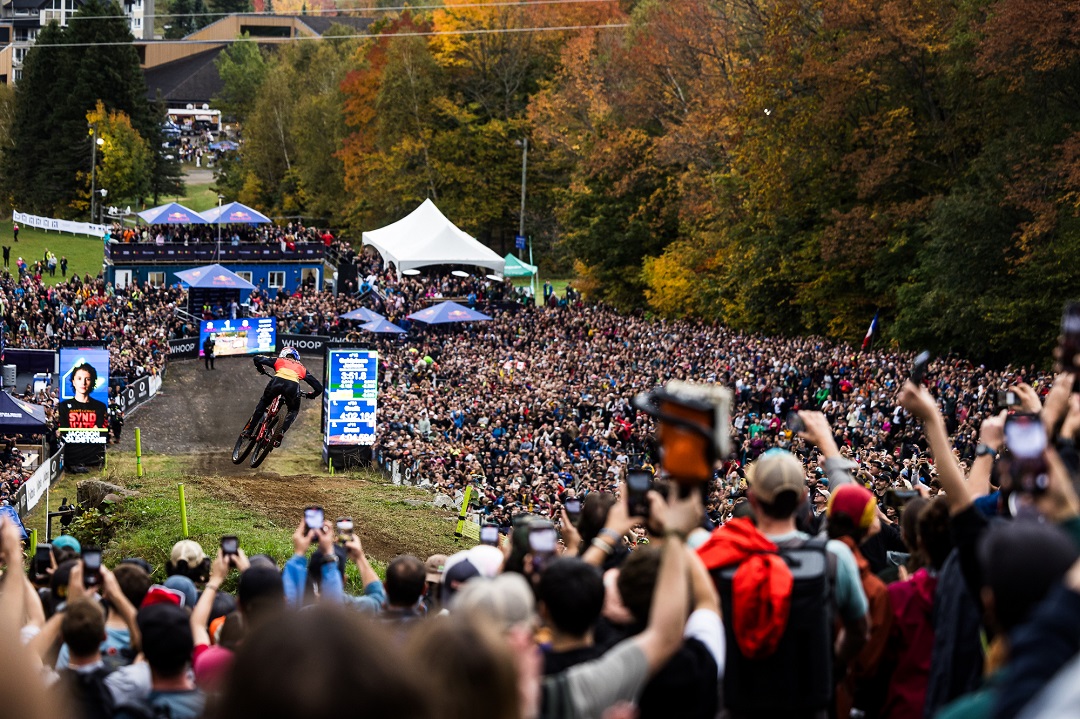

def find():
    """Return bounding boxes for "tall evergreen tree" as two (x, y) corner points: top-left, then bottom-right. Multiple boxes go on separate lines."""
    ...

(4, 22), (77, 213)
(3, 0), (176, 216)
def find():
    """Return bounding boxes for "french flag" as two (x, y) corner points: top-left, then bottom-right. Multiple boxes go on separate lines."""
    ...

(862, 311), (879, 350)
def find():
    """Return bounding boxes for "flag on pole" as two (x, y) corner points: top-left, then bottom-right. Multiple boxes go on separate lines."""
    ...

(862, 311), (879, 350)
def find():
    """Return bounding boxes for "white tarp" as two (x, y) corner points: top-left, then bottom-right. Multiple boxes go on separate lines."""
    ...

(13, 211), (107, 238)
(362, 199), (505, 277)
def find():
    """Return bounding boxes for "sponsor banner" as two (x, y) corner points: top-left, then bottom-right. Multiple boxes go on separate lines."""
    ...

(278, 334), (330, 355)
(168, 337), (198, 359)
(15, 448), (64, 518)
(13, 211), (108, 238)
(122, 371), (154, 412)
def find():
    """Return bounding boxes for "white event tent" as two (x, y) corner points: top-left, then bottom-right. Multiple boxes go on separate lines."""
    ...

(362, 199), (505, 278)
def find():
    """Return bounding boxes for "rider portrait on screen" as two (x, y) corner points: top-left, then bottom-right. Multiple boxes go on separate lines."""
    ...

(58, 362), (108, 430)
(243, 347), (324, 447)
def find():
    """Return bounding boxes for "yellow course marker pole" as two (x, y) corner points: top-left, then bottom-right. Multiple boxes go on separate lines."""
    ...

(454, 486), (473, 538)
(178, 483), (189, 537)
(135, 428), (144, 478)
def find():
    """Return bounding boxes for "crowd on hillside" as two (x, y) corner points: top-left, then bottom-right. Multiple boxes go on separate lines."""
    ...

(5, 364), (1080, 719)
(5, 239), (1080, 717)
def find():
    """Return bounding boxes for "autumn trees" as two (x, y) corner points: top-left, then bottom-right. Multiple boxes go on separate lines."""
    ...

(214, 0), (1079, 364)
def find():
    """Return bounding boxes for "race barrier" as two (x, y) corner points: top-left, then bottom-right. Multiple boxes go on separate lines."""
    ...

(115, 372), (164, 415)
(12, 211), (108, 238)
(13, 448), (64, 518)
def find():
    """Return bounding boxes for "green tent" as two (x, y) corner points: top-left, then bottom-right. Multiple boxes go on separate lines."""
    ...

(502, 253), (538, 278)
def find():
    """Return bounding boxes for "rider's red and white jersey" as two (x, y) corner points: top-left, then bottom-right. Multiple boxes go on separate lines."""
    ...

(273, 358), (307, 383)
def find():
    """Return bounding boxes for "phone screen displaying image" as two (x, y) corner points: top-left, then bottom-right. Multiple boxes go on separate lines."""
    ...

(481, 524), (500, 546)
(304, 507), (324, 531)
(528, 527), (557, 554)
(1005, 415), (1046, 459)
(221, 536), (239, 555)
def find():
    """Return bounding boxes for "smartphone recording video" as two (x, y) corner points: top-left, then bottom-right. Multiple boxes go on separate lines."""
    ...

(33, 543), (52, 582)
(911, 351), (931, 385)
(1005, 413), (1050, 494)
(786, 411), (805, 434)
(221, 535), (239, 555)
(626, 469), (653, 518)
(336, 518), (354, 543)
(564, 498), (582, 523)
(304, 506), (324, 535)
(529, 526), (557, 555)
(82, 547), (102, 587)
(996, 389), (1020, 411)
(480, 524), (500, 546)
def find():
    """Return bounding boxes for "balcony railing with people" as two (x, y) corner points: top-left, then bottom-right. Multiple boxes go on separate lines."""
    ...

(105, 241), (325, 264)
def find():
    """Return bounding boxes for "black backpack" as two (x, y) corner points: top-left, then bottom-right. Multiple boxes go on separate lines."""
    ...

(59, 667), (115, 719)
(713, 537), (834, 717)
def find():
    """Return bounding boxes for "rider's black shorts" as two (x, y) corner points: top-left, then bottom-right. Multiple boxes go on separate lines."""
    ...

(262, 377), (301, 413)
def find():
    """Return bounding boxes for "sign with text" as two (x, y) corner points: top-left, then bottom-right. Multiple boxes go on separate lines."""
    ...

(58, 347), (109, 466)
(199, 317), (276, 357)
(324, 348), (378, 446)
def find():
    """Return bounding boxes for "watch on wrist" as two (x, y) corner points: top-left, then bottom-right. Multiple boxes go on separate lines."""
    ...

(975, 443), (999, 460)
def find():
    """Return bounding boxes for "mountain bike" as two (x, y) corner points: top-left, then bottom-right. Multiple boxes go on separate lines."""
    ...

(232, 394), (282, 469)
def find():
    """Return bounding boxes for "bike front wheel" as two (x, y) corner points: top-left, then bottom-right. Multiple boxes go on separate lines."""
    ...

(231, 432), (256, 464)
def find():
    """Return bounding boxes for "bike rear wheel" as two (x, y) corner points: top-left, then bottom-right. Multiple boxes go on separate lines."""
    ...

(249, 414), (280, 468)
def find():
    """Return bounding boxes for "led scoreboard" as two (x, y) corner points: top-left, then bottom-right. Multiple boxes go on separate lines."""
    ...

(324, 349), (378, 446)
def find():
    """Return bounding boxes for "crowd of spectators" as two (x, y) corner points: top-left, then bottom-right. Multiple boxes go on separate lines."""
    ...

(5, 237), (1080, 717)
(105, 221), (333, 250)
(4, 360), (1080, 719)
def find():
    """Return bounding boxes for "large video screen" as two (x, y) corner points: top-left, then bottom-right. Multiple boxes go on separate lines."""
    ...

(324, 349), (378, 446)
(58, 347), (110, 465)
(199, 317), (276, 357)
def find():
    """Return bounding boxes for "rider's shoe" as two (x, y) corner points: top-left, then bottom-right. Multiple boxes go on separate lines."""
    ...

(272, 431), (284, 447)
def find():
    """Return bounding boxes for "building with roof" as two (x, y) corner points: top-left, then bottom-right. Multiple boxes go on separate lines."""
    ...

(0, 10), (370, 92)
(0, 0), (152, 82)
(139, 13), (372, 107)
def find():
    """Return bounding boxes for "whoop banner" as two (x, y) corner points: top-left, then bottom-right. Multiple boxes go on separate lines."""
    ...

(278, 334), (330, 355)
(168, 337), (198, 359)
(58, 347), (109, 466)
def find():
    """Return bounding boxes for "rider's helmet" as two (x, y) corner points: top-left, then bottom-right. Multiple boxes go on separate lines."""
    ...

(279, 347), (300, 362)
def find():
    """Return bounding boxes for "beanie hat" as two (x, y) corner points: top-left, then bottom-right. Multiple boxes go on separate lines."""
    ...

(52, 535), (81, 555)
(827, 484), (876, 530)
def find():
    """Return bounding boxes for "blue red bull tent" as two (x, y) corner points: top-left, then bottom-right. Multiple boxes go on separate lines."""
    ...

(201, 202), (272, 225)
(137, 202), (209, 225)
(0, 391), (48, 434)
(339, 307), (385, 323)
(176, 264), (257, 316)
(407, 301), (491, 324)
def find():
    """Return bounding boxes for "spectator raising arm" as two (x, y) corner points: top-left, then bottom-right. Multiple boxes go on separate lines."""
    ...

(898, 380), (973, 514)
(192, 548), (246, 647)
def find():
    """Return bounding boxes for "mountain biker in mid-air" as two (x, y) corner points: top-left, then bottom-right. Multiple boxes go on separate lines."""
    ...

(242, 347), (324, 447)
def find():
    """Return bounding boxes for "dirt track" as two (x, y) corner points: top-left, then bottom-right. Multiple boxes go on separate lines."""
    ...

(116, 356), (456, 560)
(119, 354), (325, 458)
